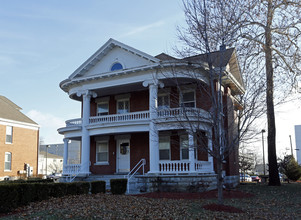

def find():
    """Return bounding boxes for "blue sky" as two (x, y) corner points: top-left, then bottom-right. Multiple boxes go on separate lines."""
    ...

(0, 1), (300, 160)
(0, 0), (185, 143)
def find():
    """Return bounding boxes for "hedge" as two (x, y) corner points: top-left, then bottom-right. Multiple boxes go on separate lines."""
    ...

(110, 179), (127, 195)
(0, 181), (90, 213)
(90, 181), (106, 194)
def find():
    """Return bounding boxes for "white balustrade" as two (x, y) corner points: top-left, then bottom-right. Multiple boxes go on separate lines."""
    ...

(89, 111), (149, 124)
(66, 118), (82, 126)
(157, 108), (208, 118)
(195, 161), (212, 172)
(64, 108), (208, 128)
(159, 160), (213, 174)
(64, 164), (81, 175)
(159, 161), (191, 173)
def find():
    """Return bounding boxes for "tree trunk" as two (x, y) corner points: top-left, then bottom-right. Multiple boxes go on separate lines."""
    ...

(216, 158), (224, 204)
(265, 0), (281, 186)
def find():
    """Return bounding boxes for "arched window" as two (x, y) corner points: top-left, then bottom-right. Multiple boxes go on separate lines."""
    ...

(111, 62), (123, 71)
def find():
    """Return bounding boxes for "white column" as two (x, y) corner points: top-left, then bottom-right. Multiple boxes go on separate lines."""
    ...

(143, 80), (163, 174)
(77, 90), (96, 175)
(149, 83), (159, 173)
(208, 134), (214, 173)
(63, 138), (69, 174)
(188, 133), (196, 172)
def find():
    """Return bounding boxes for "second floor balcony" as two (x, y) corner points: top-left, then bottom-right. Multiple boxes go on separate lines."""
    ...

(60, 107), (210, 135)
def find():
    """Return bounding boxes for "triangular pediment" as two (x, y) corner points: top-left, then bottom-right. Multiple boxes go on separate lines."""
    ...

(69, 38), (160, 79)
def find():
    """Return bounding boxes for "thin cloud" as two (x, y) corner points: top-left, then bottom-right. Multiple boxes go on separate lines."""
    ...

(26, 110), (65, 143)
(121, 20), (165, 37)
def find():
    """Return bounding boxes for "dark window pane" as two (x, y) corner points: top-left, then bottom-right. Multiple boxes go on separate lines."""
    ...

(159, 149), (170, 160)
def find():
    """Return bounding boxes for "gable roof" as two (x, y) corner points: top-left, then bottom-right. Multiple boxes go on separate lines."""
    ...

(155, 53), (178, 61)
(182, 48), (235, 67)
(181, 48), (244, 91)
(69, 38), (160, 79)
(0, 96), (38, 125)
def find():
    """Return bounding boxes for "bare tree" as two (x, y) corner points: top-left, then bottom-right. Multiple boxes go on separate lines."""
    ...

(236, 0), (301, 186)
(169, 0), (257, 204)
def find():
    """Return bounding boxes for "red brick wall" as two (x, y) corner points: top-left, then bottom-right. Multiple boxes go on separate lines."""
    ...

(130, 90), (149, 112)
(0, 124), (39, 178)
(90, 136), (116, 174)
(90, 133), (149, 175)
(130, 133), (149, 172)
(196, 84), (212, 111)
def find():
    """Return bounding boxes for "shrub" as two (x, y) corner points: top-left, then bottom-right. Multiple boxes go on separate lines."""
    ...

(17, 183), (35, 206)
(75, 182), (90, 195)
(0, 184), (19, 213)
(65, 182), (90, 195)
(91, 181), (106, 194)
(279, 155), (301, 181)
(110, 179), (127, 195)
(48, 183), (67, 198)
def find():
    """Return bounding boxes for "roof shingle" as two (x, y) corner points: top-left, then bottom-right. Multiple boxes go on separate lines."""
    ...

(0, 96), (37, 125)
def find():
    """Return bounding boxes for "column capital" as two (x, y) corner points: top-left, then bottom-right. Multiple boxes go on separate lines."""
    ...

(76, 90), (97, 99)
(63, 138), (69, 144)
(142, 79), (164, 88)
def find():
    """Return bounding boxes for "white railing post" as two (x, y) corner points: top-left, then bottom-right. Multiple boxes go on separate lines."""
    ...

(126, 158), (146, 193)
(189, 133), (196, 172)
(63, 138), (69, 175)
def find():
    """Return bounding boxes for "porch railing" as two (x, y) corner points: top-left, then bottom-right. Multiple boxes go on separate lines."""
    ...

(89, 111), (149, 124)
(65, 118), (82, 127)
(157, 107), (208, 118)
(63, 164), (81, 182)
(64, 108), (209, 128)
(159, 161), (191, 174)
(159, 160), (213, 174)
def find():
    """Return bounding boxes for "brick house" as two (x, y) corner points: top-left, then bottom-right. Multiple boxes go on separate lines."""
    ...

(0, 96), (39, 180)
(58, 39), (244, 192)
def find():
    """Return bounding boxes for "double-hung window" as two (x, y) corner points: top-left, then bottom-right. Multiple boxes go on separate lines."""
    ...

(159, 136), (170, 160)
(6, 126), (13, 144)
(180, 136), (189, 160)
(4, 152), (12, 171)
(158, 94), (169, 110)
(181, 90), (195, 107)
(180, 135), (197, 160)
(96, 141), (109, 164)
(97, 102), (109, 116)
(117, 99), (129, 114)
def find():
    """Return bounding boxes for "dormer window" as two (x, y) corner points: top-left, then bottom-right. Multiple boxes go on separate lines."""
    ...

(111, 62), (123, 71)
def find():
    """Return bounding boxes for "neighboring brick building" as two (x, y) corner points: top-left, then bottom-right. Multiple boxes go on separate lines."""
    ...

(58, 39), (244, 191)
(0, 96), (39, 180)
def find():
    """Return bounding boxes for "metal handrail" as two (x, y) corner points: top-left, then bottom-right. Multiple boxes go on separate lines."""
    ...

(126, 158), (146, 193)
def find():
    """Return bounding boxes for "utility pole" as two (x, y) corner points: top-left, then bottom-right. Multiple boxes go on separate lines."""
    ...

(289, 135), (293, 156)
(262, 129), (266, 176)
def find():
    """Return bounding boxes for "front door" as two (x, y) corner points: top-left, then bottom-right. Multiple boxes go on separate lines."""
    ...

(117, 139), (130, 173)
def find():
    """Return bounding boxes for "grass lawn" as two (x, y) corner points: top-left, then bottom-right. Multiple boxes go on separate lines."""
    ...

(2, 183), (300, 219)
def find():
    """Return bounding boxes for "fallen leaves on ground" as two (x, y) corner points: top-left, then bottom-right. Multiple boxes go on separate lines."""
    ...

(1, 183), (301, 219)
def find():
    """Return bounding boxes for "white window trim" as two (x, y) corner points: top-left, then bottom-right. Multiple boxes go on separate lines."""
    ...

(96, 101), (109, 116)
(159, 135), (171, 161)
(95, 141), (109, 165)
(180, 135), (189, 161)
(116, 98), (130, 114)
(180, 90), (196, 108)
(180, 135), (197, 160)
(4, 152), (12, 172)
(158, 93), (170, 110)
(5, 126), (13, 144)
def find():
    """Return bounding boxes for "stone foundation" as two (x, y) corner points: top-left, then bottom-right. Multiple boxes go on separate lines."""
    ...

(223, 175), (240, 189)
(136, 174), (217, 193)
